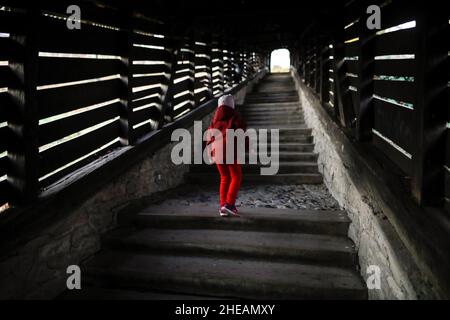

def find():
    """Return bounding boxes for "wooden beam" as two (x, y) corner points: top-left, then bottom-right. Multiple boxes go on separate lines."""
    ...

(8, 5), (40, 204)
(411, 4), (448, 206)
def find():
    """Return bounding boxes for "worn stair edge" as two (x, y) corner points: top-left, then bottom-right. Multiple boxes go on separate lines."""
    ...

(123, 205), (347, 236)
(103, 228), (357, 266)
(83, 252), (367, 300)
(186, 172), (324, 186)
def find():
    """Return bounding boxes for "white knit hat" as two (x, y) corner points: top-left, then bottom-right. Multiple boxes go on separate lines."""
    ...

(218, 94), (235, 109)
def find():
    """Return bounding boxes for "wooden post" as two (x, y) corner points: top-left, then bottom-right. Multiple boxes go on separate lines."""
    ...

(411, 4), (448, 206)
(119, 7), (134, 145)
(355, 4), (375, 142)
(9, 5), (40, 204)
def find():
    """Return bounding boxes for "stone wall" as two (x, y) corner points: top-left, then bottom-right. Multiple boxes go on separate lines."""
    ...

(292, 71), (438, 299)
(0, 74), (264, 300)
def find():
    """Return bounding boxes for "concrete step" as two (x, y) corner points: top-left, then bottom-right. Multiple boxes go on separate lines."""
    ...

(190, 162), (319, 174)
(246, 135), (313, 143)
(186, 172), (323, 185)
(83, 251), (366, 299)
(247, 120), (306, 127)
(246, 97), (299, 104)
(104, 228), (356, 266)
(123, 205), (347, 235)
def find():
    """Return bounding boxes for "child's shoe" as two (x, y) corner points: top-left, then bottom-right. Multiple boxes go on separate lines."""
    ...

(223, 203), (239, 217)
(219, 206), (229, 217)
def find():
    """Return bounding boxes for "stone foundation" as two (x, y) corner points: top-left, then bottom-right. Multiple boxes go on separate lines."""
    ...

(292, 71), (438, 299)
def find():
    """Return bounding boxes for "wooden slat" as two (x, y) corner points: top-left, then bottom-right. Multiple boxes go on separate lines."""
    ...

(375, 28), (416, 56)
(373, 132), (412, 175)
(132, 94), (161, 109)
(0, 156), (8, 177)
(132, 33), (167, 48)
(172, 102), (193, 118)
(0, 67), (20, 88)
(131, 85), (162, 101)
(0, 180), (9, 205)
(345, 60), (359, 74)
(0, 9), (27, 34)
(40, 139), (122, 187)
(0, 126), (9, 151)
(132, 122), (152, 140)
(172, 92), (194, 107)
(0, 37), (24, 61)
(0, 93), (13, 123)
(131, 74), (166, 89)
(131, 64), (170, 75)
(38, 101), (121, 146)
(39, 120), (120, 177)
(38, 78), (124, 119)
(374, 99), (414, 153)
(38, 57), (125, 86)
(374, 59), (416, 77)
(132, 46), (171, 61)
(130, 105), (161, 125)
(374, 80), (416, 104)
(38, 15), (124, 56)
(344, 42), (360, 57)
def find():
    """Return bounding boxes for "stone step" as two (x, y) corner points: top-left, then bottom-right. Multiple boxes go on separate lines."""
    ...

(59, 286), (217, 300)
(186, 172), (323, 185)
(246, 98), (299, 104)
(247, 91), (298, 98)
(242, 105), (301, 112)
(123, 205), (347, 235)
(253, 142), (315, 152)
(244, 152), (318, 162)
(190, 162), (319, 174)
(83, 251), (366, 299)
(103, 228), (356, 266)
(247, 120), (306, 127)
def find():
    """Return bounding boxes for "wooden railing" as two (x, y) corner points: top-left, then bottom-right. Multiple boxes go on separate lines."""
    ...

(0, 1), (266, 209)
(292, 0), (449, 210)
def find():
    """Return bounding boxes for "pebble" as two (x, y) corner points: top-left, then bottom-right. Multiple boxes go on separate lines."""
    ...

(163, 183), (340, 211)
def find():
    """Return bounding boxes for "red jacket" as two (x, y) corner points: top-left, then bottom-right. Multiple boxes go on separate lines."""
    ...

(206, 105), (247, 163)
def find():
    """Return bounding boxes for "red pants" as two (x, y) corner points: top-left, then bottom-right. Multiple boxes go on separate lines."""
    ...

(216, 163), (242, 207)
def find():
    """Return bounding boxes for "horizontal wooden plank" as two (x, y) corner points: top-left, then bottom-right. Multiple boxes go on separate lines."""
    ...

(0, 126), (10, 151)
(131, 74), (166, 89)
(373, 132), (412, 175)
(40, 139), (122, 187)
(171, 92), (194, 107)
(38, 57), (125, 86)
(172, 102), (193, 118)
(38, 15), (124, 55)
(40, 1), (122, 28)
(131, 63), (170, 75)
(344, 60), (359, 74)
(0, 93), (13, 123)
(38, 78), (124, 119)
(374, 59), (416, 77)
(131, 85), (162, 101)
(132, 32), (168, 48)
(374, 99), (414, 154)
(0, 155), (8, 177)
(344, 42), (360, 58)
(374, 80), (416, 104)
(132, 46), (172, 62)
(132, 94), (161, 109)
(0, 9), (27, 34)
(130, 105), (161, 125)
(38, 101), (121, 146)
(0, 179), (10, 205)
(375, 28), (416, 56)
(0, 67), (20, 88)
(0, 37), (24, 61)
(39, 120), (120, 177)
(380, 2), (417, 30)
(132, 122), (152, 140)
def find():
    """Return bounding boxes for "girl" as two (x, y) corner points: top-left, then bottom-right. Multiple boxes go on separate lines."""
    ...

(206, 95), (246, 217)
